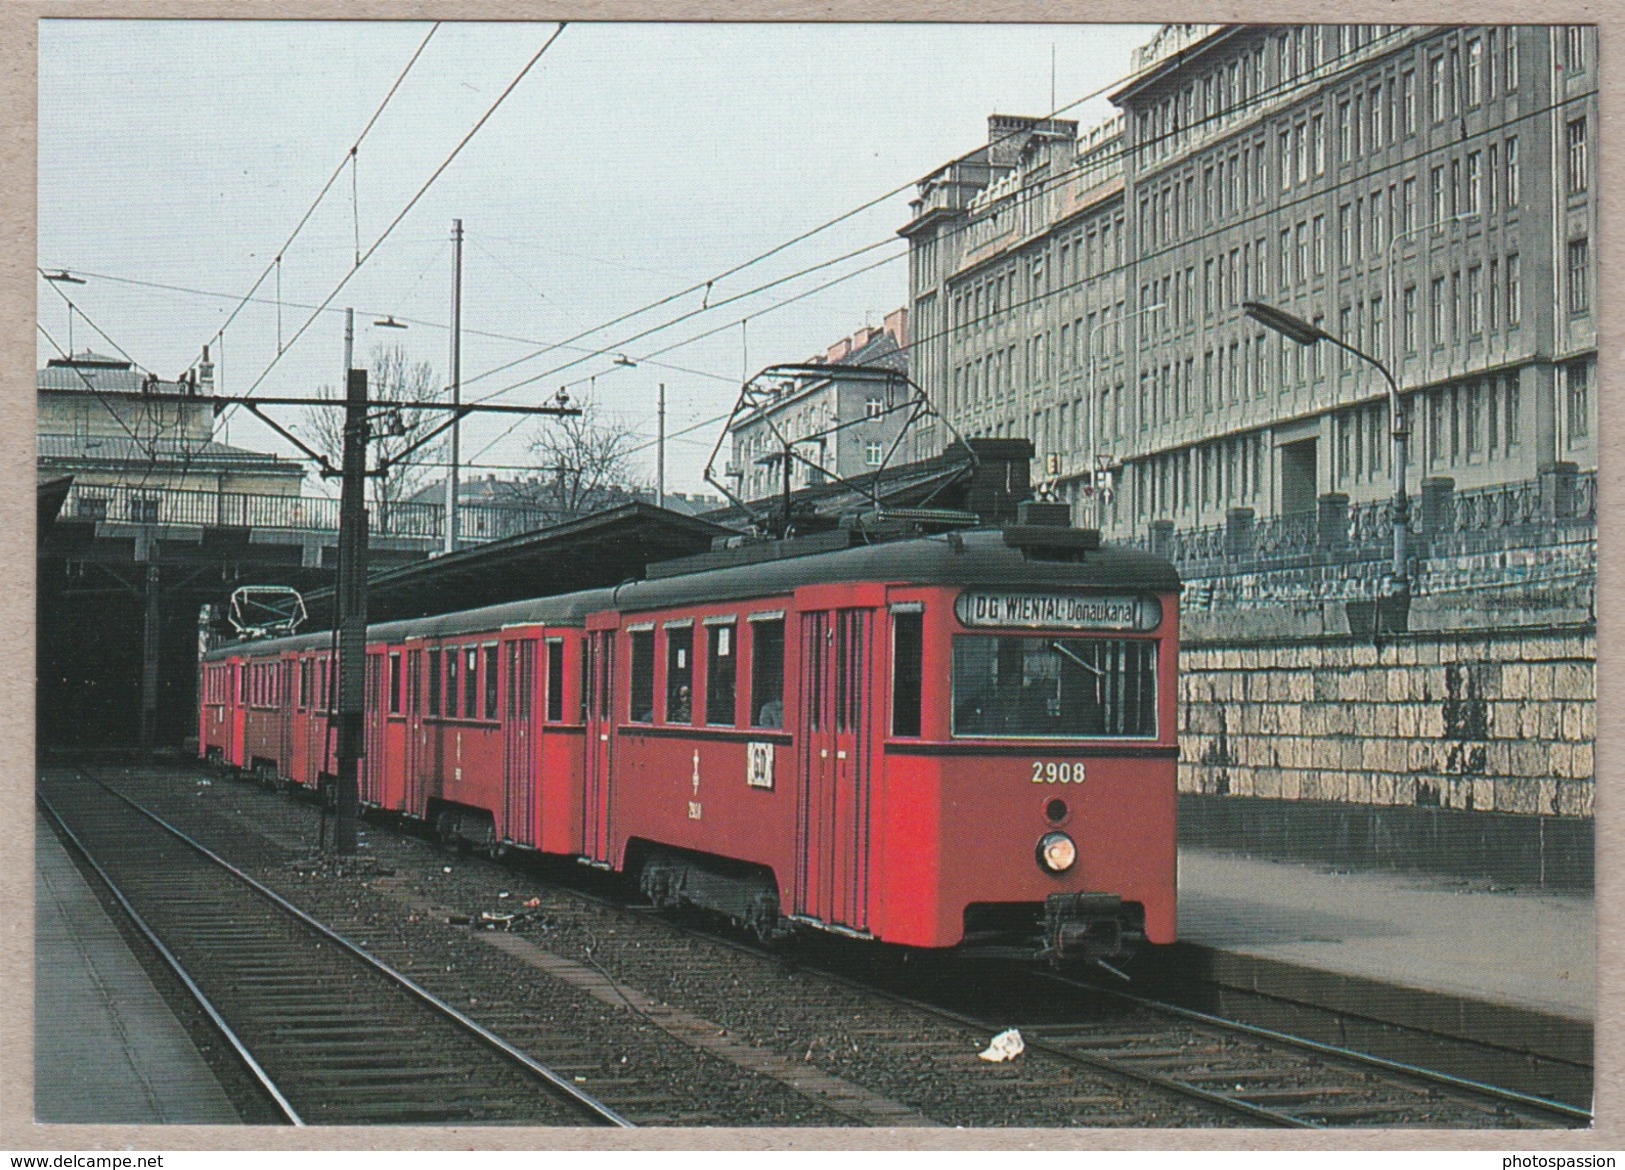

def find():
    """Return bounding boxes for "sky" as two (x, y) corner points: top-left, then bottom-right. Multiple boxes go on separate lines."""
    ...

(38, 19), (1159, 496)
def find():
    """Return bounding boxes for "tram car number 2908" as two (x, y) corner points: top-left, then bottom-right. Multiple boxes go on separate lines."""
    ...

(1031, 760), (1086, 784)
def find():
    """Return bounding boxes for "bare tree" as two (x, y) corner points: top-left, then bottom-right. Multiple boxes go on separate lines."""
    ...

(522, 399), (648, 519)
(309, 344), (441, 534)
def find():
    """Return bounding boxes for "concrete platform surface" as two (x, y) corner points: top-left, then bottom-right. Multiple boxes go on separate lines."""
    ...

(1177, 847), (1593, 1022)
(36, 811), (240, 1124)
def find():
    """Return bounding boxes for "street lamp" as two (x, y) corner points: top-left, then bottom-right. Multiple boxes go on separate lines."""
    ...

(1243, 300), (1410, 592)
(1083, 301), (1165, 531)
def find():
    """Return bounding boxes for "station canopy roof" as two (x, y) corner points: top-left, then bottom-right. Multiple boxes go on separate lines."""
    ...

(304, 501), (735, 626)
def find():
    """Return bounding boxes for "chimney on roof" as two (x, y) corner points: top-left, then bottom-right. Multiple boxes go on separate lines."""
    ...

(826, 338), (852, 363)
(884, 306), (908, 348)
(197, 344), (215, 395)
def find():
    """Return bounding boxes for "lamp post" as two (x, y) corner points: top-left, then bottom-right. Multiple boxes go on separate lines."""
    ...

(1243, 300), (1410, 592)
(1083, 301), (1165, 531)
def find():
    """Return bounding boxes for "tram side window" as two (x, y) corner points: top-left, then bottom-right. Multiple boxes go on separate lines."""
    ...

(665, 625), (693, 723)
(389, 653), (403, 715)
(484, 645), (499, 720)
(706, 623), (736, 726)
(446, 649), (460, 718)
(464, 647), (479, 719)
(950, 636), (1157, 739)
(428, 649), (443, 716)
(546, 640), (565, 722)
(628, 630), (655, 722)
(891, 610), (924, 737)
(749, 618), (785, 728)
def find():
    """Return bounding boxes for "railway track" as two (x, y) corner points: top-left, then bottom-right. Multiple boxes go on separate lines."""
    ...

(989, 984), (1586, 1128)
(451, 851), (1587, 1128)
(542, 868), (1590, 1128)
(39, 772), (632, 1128)
(54, 762), (1589, 1129)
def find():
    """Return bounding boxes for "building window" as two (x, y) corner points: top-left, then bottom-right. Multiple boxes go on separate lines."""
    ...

(1465, 151), (1481, 214)
(1504, 373), (1521, 449)
(1566, 361), (1590, 439)
(1465, 37), (1483, 107)
(1564, 25), (1586, 73)
(865, 395), (884, 418)
(1505, 136), (1520, 207)
(1312, 215), (1325, 275)
(1430, 276), (1445, 346)
(1566, 118), (1588, 194)
(1467, 266), (1482, 336)
(1429, 166), (1445, 222)
(1310, 113), (1324, 174)
(1567, 238), (1590, 315)
(1400, 69), (1416, 136)
(1505, 30), (1519, 90)
(1403, 284), (1418, 351)
(131, 497), (159, 523)
(864, 441), (883, 466)
(1506, 254), (1521, 326)
(1429, 54), (1446, 122)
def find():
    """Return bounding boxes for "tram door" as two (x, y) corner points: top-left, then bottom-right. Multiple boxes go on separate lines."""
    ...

(503, 637), (537, 847)
(404, 648), (427, 816)
(796, 607), (874, 932)
(362, 653), (383, 805)
(278, 659), (295, 780)
(582, 630), (616, 863)
(228, 662), (245, 766)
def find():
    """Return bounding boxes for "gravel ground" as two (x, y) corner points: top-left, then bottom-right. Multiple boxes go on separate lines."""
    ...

(95, 765), (1235, 1128)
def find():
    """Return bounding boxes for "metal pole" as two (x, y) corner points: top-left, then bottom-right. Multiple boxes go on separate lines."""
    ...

(333, 366), (369, 855)
(1383, 213), (1475, 593)
(139, 562), (160, 754)
(657, 383), (666, 509)
(444, 218), (463, 554)
(343, 307), (354, 378)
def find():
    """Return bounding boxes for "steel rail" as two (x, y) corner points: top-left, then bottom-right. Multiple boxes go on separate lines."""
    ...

(1040, 971), (1592, 1126)
(37, 791), (305, 1125)
(79, 772), (635, 1129)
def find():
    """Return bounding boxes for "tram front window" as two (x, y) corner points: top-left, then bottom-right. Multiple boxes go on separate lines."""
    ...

(950, 635), (1157, 739)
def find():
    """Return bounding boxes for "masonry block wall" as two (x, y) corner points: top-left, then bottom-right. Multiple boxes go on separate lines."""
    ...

(1176, 606), (1595, 888)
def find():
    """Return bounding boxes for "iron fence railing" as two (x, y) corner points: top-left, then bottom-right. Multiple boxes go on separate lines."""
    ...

(1124, 470), (1595, 574)
(61, 482), (563, 545)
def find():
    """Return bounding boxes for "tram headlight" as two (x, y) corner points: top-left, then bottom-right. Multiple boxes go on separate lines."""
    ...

(1036, 830), (1077, 874)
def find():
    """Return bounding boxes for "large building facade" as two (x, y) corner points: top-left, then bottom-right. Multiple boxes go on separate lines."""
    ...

(902, 24), (1597, 537)
(728, 309), (911, 503)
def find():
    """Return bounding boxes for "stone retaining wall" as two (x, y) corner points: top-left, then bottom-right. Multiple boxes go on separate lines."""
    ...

(1175, 617), (1595, 887)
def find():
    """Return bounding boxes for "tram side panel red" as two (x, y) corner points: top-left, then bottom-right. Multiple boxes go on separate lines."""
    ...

(601, 598), (801, 889)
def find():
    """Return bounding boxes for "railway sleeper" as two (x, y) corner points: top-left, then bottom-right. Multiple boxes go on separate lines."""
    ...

(634, 843), (790, 944)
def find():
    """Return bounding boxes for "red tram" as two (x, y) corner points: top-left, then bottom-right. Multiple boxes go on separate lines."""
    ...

(199, 517), (1180, 962)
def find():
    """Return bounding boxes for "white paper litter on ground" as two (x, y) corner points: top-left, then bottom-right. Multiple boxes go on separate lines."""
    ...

(978, 1028), (1024, 1062)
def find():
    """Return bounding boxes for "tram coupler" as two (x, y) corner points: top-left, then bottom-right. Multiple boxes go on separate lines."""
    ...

(1041, 892), (1137, 963)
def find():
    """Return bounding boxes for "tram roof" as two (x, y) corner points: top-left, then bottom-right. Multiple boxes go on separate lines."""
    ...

(207, 526), (1178, 659)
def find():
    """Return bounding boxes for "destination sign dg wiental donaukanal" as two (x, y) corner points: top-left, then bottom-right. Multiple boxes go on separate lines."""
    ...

(954, 591), (1162, 632)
